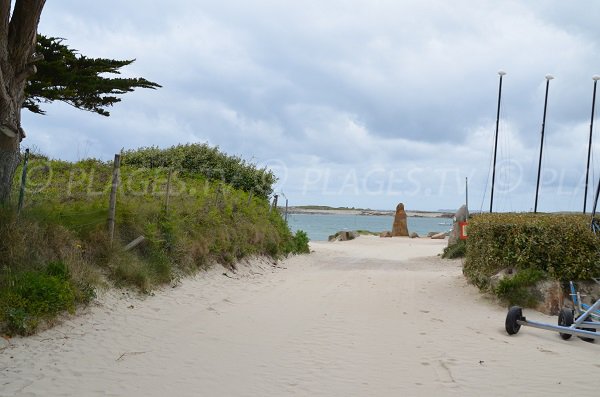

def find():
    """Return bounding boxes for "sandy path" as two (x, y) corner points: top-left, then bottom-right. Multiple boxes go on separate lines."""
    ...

(1, 236), (599, 396)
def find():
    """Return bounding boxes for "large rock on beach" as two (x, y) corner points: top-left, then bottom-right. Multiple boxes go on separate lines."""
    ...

(410, 232), (419, 239)
(448, 205), (469, 246)
(380, 231), (392, 238)
(391, 203), (409, 237)
(534, 281), (563, 315)
(430, 232), (447, 240)
(328, 231), (359, 242)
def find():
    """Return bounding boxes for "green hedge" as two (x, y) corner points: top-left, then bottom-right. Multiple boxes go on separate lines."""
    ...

(121, 144), (276, 199)
(464, 213), (600, 288)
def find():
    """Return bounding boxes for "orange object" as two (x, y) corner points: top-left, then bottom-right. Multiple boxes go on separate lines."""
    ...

(459, 221), (468, 240)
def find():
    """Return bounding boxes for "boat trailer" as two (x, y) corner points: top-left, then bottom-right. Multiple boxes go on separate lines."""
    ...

(505, 284), (600, 342)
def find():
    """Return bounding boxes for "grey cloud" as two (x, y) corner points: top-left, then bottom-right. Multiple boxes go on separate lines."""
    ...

(21, 0), (600, 210)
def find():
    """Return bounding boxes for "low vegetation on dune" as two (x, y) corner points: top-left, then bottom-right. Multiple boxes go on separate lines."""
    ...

(121, 144), (276, 200)
(442, 239), (466, 259)
(0, 144), (309, 335)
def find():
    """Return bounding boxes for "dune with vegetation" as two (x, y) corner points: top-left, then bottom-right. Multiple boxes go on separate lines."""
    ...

(0, 144), (308, 336)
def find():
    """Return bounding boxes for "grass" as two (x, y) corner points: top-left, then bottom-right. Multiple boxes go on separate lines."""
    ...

(0, 261), (95, 335)
(0, 151), (309, 335)
(494, 268), (547, 308)
(442, 239), (466, 259)
(355, 230), (380, 236)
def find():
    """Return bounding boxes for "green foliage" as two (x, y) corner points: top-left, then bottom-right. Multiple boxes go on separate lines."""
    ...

(120, 144), (276, 199)
(464, 213), (600, 290)
(109, 253), (152, 292)
(442, 239), (466, 259)
(355, 230), (380, 236)
(289, 230), (310, 254)
(0, 262), (79, 335)
(2, 146), (305, 334)
(24, 35), (161, 116)
(45, 261), (70, 280)
(494, 268), (547, 307)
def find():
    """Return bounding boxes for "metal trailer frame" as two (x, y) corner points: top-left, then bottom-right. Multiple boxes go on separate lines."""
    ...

(569, 280), (600, 322)
(505, 280), (600, 341)
(505, 299), (600, 341)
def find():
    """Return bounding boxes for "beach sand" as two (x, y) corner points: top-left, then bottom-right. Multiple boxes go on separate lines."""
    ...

(1, 236), (599, 396)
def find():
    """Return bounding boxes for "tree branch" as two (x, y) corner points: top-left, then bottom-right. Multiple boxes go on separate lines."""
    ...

(0, 1), (10, 48)
(8, 0), (45, 67)
(23, 35), (161, 116)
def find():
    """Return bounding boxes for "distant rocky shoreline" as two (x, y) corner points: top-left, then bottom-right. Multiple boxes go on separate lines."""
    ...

(285, 206), (453, 218)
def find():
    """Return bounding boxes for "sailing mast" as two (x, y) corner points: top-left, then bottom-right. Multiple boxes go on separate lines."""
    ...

(490, 70), (506, 213)
(534, 74), (554, 213)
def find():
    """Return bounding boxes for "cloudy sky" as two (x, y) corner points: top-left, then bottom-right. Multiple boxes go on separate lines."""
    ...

(22, 0), (600, 211)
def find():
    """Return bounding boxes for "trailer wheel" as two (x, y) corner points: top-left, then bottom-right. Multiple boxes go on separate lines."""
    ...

(579, 331), (596, 343)
(505, 306), (523, 335)
(578, 316), (596, 343)
(558, 308), (573, 340)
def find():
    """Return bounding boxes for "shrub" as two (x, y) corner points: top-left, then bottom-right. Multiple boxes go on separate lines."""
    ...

(46, 261), (70, 280)
(290, 230), (310, 254)
(111, 254), (151, 292)
(121, 143), (276, 199)
(464, 213), (600, 289)
(0, 261), (77, 335)
(442, 239), (466, 259)
(494, 268), (547, 307)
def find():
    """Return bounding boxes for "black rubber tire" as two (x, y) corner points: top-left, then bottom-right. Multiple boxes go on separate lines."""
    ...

(505, 306), (523, 335)
(577, 316), (596, 343)
(558, 308), (574, 340)
(579, 330), (596, 343)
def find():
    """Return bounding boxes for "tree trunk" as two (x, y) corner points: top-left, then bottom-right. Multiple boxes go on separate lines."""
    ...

(0, 75), (23, 204)
(0, 131), (19, 204)
(0, 0), (46, 203)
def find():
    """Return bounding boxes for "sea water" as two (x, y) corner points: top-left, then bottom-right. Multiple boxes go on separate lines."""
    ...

(286, 213), (452, 241)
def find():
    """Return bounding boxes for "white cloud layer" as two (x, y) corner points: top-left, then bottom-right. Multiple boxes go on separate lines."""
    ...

(20, 0), (600, 211)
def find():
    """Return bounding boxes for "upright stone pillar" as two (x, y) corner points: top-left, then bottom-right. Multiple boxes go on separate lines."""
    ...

(391, 203), (409, 237)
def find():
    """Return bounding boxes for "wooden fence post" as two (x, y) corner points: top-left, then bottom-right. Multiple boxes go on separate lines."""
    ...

(107, 154), (121, 244)
(285, 198), (289, 223)
(17, 148), (30, 214)
(270, 194), (278, 213)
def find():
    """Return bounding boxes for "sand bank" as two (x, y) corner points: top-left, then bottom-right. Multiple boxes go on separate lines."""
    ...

(1, 236), (599, 396)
